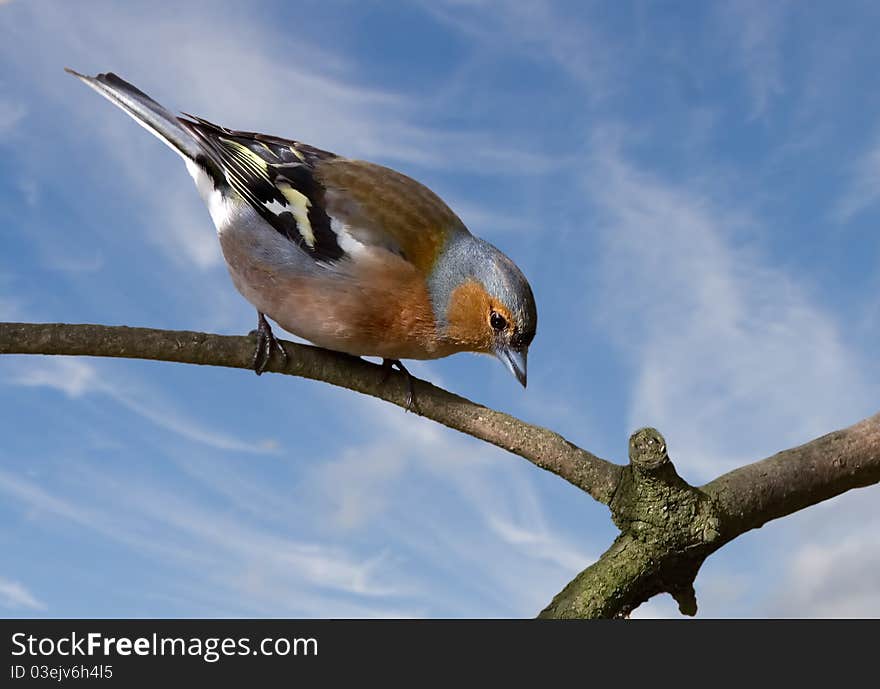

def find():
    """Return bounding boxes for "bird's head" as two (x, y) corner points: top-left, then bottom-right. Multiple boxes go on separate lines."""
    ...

(429, 237), (537, 387)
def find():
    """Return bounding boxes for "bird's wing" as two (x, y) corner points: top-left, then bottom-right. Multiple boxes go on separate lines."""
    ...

(181, 115), (467, 271)
(181, 115), (347, 262)
(313, 157), (469, 275)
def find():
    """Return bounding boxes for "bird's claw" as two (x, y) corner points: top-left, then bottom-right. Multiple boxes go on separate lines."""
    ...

(381, 359), (420, 413)
(250, 313), (287, 375)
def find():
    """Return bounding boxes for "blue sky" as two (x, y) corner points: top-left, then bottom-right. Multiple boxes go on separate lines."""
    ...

(1, 0), (879, 618)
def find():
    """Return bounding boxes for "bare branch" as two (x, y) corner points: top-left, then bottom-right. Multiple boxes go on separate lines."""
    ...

(0, 321), (622, 504)
(703, 412), (880, 537)
(541, 419), (880, 618)
(5, 321), (878, 618)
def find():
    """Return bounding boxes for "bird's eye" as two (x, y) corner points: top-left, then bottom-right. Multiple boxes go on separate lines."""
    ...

(490, 311), (507, 331)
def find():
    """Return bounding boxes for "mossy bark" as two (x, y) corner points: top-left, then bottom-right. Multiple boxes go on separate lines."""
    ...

(540, 429), (721, 618)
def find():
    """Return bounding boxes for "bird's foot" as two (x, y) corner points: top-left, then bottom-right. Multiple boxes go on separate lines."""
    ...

(381, 359), (420, 413)
(249, 313), (287, 375)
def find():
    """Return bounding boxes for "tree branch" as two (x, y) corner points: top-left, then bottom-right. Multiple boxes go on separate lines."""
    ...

(0, 321), (622, 504)
(4, 321), (878, 618)
(540, 427), (721, 618)
(703, 413), (880, 538)
(541, 419), (880, 618)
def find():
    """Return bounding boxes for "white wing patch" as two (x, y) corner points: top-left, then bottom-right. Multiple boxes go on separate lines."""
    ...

(185, 158), (233, 231)
(261, 181), (316, 249)
(185, 126), (344, 260)
(330, 216), (367, 256)
(218, 138), (316, 249)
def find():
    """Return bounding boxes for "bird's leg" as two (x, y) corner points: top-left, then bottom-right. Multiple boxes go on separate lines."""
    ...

(249, 312), (287, 375)
(381, 359), (420, 413)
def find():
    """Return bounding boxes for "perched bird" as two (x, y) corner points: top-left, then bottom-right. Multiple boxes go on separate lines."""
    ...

(66, 69), (537, 398)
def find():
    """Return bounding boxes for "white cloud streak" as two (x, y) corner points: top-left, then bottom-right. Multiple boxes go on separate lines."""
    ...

(0, 99), (25, 137)
(0, 374), (597, 616)
(5, 358), (274, 453)
(299, 398), (596, 615)
(0, 577), (46, 611)
(835, 135), (880, 222)
(0, 465), (413, 617)
(777, 533), (880, 617)
(586, 138), (871, 479)
(717, 0), (788, 120)
(422, 0), (613, 98)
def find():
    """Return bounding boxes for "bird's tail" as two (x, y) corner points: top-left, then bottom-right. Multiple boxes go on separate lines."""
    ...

(65, 68), (223, 183)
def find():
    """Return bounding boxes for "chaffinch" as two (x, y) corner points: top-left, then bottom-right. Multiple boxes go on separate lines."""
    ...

(66, 69), (537, 393)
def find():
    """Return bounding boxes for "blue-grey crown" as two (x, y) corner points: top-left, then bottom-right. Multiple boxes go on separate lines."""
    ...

(428, 233), (537, 347)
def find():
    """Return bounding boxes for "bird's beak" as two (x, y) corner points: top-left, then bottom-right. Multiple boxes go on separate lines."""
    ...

(497, 346), (528, 388)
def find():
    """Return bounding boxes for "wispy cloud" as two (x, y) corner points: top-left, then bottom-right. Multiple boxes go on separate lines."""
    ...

(0, 98), (25, 137)
(0, 465), (414, 617)
(443, 199), (538, 237)
(422, 0), (614, 98)
(749, 485), (880, 618)
(41, 250), (105, 275)
(0, 577), (46, 611)
(772, 529), (880, 617)
(10, 357), (98, 398)
(300, 398), (595, 615)
(716, 0), (788, 120)
(485, 515), (592, 573)
(0, 376), (595, 616)
(0, 469), (127, 543)
(5, 358), (275, 453)
(586, 137), (871, 479)
(834, 135), (880, 221)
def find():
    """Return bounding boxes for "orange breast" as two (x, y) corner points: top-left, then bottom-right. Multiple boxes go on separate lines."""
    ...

(270, 249), (457, 360)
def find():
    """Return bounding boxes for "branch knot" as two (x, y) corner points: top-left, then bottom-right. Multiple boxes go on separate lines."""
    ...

(628, 427), (669, 471)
